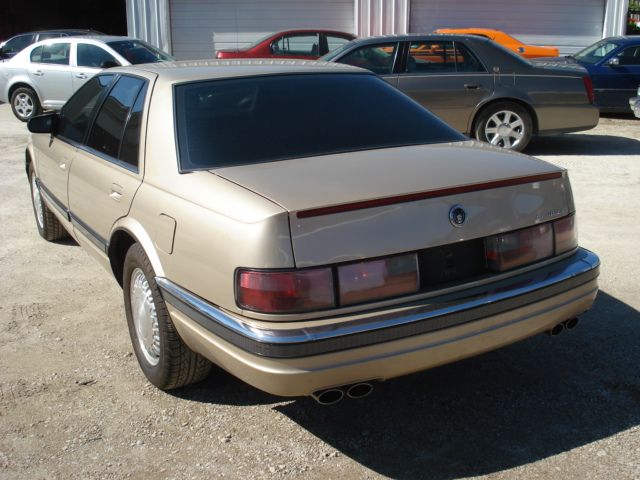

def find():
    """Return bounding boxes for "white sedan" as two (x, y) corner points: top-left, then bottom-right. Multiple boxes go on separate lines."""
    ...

(0, 35), (173, 121)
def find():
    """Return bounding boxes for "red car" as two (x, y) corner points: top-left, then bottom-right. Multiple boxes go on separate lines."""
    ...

(215, 29), (355, 60)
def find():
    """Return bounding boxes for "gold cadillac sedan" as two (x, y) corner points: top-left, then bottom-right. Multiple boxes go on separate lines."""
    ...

(26, 60), (600, 404)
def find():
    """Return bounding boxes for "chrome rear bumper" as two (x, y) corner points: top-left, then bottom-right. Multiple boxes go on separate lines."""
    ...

(159, 248), (599, 396)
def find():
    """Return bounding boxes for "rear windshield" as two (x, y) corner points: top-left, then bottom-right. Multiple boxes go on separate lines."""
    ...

(174, 73), (464, 170)
(107, 39), (174, 64)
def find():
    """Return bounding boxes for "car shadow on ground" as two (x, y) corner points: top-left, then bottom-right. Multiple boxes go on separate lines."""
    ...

(527, 133), (640, 156)
(177, 290), (640, 478)
(274, 290), (640, 478)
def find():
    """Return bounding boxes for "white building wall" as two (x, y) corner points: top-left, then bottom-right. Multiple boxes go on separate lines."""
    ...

(128, 0), (631, 57)
(354, 0), (409, 37)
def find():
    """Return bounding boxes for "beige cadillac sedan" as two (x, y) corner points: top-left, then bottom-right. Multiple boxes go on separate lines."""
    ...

(26, 60), (599, 404)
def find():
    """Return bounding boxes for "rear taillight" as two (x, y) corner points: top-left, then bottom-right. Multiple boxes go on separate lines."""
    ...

(485, 215), (577, 272)
(237, 268), (335, 313)
(583, 76), (595, 104)
(485, 223), (554, 272)
(337, 253), (419, 306)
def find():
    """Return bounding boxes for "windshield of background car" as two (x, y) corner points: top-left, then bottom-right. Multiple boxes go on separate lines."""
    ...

(574, 40), (620, 64)
(175, 73), (465, 170)
(107, 40), (174, 64)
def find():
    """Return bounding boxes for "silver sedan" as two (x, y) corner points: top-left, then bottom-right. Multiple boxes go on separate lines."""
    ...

(0, 36), (172, 121)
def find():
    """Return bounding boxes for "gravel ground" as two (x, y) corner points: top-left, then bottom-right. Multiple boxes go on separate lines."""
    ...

(0, 104), (639, 480)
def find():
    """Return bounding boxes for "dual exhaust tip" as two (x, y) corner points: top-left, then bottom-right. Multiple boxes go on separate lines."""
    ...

(312, 382), (374, 405)
(547, 317), (579, 336)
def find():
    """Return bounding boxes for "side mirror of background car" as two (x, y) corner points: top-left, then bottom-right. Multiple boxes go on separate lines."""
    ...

(101, 60), (119, 69)
(27, 113), (58, 134)
(606, 57), (620, 67)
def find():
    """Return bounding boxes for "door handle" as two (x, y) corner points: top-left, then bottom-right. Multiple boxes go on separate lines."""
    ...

(33, 70), (44, 76)
(110, 183), (123, 202)
(59, 162), (66, 170)
(75, 73), (88, 79)
(464, 83), (480, 89)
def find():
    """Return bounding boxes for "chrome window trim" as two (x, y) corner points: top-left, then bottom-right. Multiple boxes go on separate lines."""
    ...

(157, 248), (599, 358)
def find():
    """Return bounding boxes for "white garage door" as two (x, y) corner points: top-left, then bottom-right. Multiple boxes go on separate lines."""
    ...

(170, 0), (355, 60)
(409, 0), (606, 54)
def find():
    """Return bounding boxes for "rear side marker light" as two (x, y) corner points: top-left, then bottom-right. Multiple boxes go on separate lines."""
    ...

(583, 76), (595, 104)
(337, 253), (419, 306)
(553, 214), (578, 254)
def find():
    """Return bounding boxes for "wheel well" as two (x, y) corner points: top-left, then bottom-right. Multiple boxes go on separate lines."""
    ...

(471, 98), (539, 136)
(109, 230), (137, 287)
(9, 82), (37, 102)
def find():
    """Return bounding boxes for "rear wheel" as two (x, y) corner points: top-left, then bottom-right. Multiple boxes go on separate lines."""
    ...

(28, 164), (69, 241)
(11, 87), (41, 122)
(123, 243), (212, 389)
(474, 101), (533, 152)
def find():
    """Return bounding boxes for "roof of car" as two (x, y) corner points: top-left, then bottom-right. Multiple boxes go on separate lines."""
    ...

(125, 59), (367, 82)
(605, 36), (640, 45)
(347, 33), (490, 45)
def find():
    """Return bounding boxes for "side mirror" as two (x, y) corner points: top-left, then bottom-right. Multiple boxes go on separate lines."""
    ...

(606, 57), (620, 67)
(28, 113), (58, 134)
(100, 60), (119, 69)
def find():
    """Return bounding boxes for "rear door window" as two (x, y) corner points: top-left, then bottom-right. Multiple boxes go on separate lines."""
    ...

(406, 41), (456, 73)
(271, 34), (320, 56)
(77, 43), (119, 68)
(58, 74), (115, 143)
(31, 42), (71, 65)
(454, 43), (486, 72)
(87, 75), (146, 166)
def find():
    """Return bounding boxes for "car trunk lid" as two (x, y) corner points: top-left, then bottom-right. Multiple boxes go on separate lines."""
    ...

(212, 142), (573, 267)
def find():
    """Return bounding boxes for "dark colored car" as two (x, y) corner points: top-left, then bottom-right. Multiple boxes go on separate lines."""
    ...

(322, 34), (599, 151)
(533, 36), (640, 113)
(0, 29), (104, 60)
(215, 29), (355, 60)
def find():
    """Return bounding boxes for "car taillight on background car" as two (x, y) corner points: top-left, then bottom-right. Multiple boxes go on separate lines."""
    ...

(583, 76), (595, 104)
(485, 215), (577, 272)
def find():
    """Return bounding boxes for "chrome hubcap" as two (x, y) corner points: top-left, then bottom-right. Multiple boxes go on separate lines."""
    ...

(14, 93), (34, 119)
(484, 110), (525, 149)
(31, 176), (44, 229)
(130, 268), (160, 366)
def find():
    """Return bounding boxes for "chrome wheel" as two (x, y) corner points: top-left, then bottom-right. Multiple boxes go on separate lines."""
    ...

(31, 175), (44, 229)
(130, 268), (161, 366)
(14, 92), (35, 120)
(484, 110), (525, 149)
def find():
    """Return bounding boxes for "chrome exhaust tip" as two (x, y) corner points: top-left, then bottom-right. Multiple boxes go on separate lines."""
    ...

(311, 388), (344, 406)
(547, 323), (564, 336)
(564, 317), (579, 330)
(346, 382), (374, 399)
